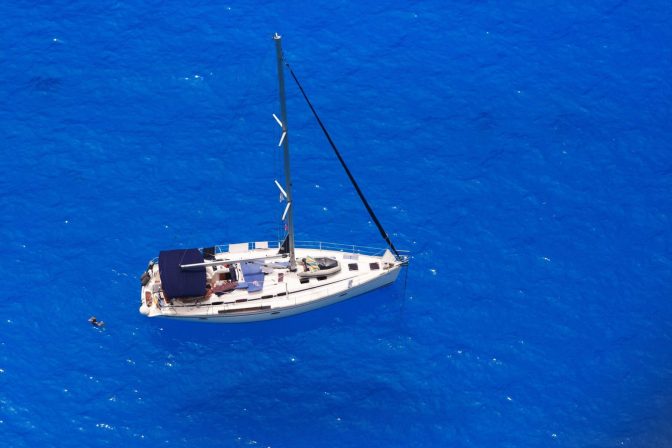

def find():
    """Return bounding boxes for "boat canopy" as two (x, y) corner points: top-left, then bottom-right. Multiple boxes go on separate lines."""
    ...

(159, 249), (206, 298)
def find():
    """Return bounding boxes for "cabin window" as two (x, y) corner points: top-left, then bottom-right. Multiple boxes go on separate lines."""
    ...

(369, 262), (380, 270)
(348, 263), (359, 271)
(300, 277), (310, 284)
(317, 276), (327, 281)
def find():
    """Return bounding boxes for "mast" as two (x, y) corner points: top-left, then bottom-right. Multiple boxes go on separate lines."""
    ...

(273, 33), (297, 271)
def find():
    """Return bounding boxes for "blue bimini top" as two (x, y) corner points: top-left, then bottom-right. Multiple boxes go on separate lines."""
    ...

(159, 249), (206, 298)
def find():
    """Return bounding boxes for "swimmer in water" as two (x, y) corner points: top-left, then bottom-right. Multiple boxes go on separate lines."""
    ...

(88, 316), (105, 327)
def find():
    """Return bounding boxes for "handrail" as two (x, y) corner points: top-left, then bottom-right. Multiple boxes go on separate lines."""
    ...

(210, 240), (409, 258)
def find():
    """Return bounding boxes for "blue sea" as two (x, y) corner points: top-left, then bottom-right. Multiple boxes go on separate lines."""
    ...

(1, 1), (671, 446)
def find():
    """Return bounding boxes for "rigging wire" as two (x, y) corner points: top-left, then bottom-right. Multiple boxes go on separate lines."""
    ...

(283, 61), (401, 258)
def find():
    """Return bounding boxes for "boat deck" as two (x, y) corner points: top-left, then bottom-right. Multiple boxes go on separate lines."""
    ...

(140, 243), (406, 322)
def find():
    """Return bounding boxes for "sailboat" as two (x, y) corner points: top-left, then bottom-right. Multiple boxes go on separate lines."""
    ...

(139, 34), (408, 323)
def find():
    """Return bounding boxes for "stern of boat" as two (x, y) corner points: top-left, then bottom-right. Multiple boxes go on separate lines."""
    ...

(139, 259), (161, 317)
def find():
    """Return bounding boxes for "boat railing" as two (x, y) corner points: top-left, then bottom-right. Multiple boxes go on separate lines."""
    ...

(295, 240), (410, 258)
(211, 240), (409, 259)
(150, 241), (409, 263)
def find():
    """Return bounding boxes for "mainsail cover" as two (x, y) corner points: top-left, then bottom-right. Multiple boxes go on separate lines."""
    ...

(159, 249), (206, 298)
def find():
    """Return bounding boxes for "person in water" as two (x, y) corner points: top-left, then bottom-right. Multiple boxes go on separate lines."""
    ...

(88, 316), (105, 327)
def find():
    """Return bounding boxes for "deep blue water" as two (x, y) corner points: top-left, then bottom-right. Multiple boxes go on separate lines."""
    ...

(1, 1), (672, 446)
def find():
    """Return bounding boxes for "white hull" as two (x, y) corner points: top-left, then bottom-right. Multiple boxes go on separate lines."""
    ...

(162, 265), (399, 323)
(140, 244), (406, 323)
